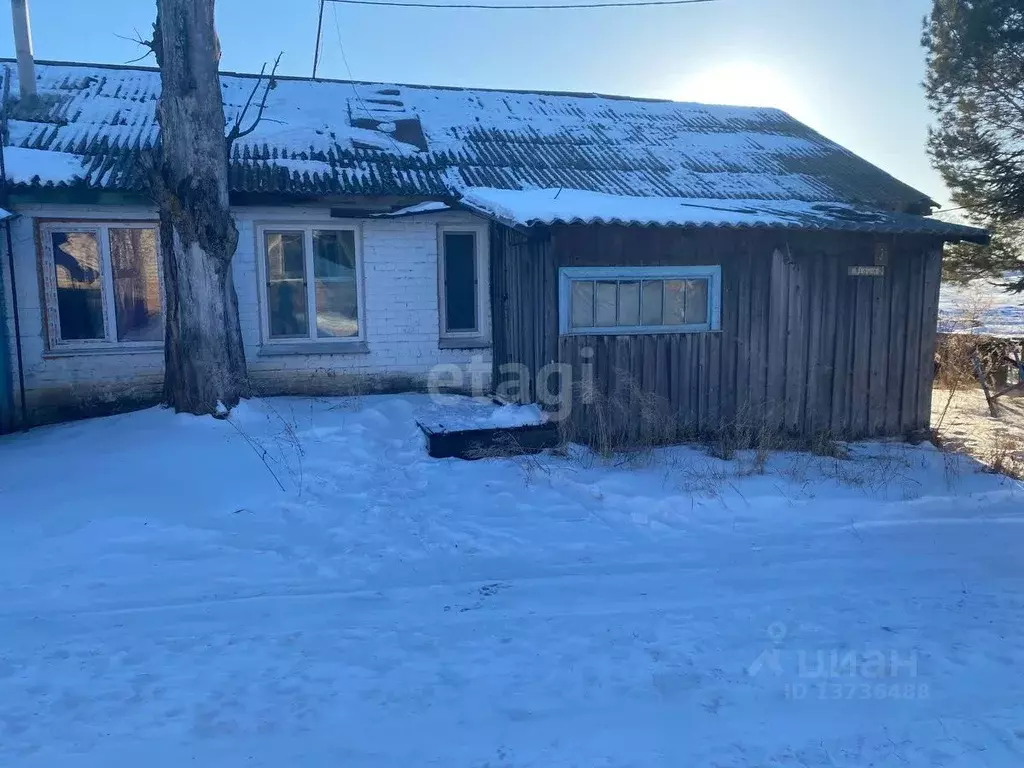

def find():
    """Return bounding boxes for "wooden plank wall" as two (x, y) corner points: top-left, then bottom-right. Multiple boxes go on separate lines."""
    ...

(490, 223), (944, 440)
(490, 224), (557, 404)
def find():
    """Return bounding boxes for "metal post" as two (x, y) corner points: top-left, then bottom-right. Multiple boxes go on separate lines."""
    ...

(10, 0), (35, 99)
(312, 0), (325, 79)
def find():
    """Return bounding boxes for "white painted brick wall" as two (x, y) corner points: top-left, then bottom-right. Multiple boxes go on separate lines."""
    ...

(1, 202), (492, 426)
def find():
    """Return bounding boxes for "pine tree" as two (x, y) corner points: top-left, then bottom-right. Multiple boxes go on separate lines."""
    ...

(923, 0), (1024, 291)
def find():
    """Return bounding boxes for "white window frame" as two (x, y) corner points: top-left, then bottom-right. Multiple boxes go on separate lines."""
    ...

(437, 224), (490, 343)
(255, 222), (365, 345)
(558, 265), (722, 336)
(39, 220), (163, 350)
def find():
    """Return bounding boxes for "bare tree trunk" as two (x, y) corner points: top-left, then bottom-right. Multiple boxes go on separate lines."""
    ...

(152, 0), (247, 415)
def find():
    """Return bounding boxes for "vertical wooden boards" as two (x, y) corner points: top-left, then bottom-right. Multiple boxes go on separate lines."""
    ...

(829, 252), (854, 436)
(707, 334), (722, 431)
(767, 247), (789, 429)
(748, 250), (770, 423)
(803, 256), (826, 434)
(900, 250), (925, 433)
(488, 224), (505, 376)
(850, 275), (874, 438)
(613, 335), (632, 438)
(783, 251), (808, 433)
(815, 258), (839, 435)
(717, 240), (739, 427)
(668, 333), (682, 419)
(502, 229), (521, 402)
(686, 333), (700, 430)
(535, 237), (551, 381)
(496, 224), (942, 444)
(734, 244), (752, 422)
(867, 253), (891, 434)
(916, 245), (943, 431)
(654, 335), (670, 409)
(521, 235), (536, 403)
(884, 253), (908, 434)
(542, 233), (559, 372)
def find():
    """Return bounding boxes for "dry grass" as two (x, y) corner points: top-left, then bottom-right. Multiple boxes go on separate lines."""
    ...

(557, 373), (683, 467)
(933, 386), (1024, 481)
(932, 286), (1023, 480)
(555, 370), (878, 495)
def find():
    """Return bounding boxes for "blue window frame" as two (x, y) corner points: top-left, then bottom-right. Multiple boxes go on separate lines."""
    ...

(558, 266), (721, 336)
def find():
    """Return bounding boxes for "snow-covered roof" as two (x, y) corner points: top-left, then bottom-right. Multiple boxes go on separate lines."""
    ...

(460, 187), (988, 241)
(0, 59), (987, 242)
(1, 59), (929, 206)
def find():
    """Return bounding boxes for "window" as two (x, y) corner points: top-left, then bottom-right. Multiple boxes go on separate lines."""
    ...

(438, 226), (488, 342)
(41, 222), (163, 348)
(257, 225), (362, 343)
(559, 266), (721, 335)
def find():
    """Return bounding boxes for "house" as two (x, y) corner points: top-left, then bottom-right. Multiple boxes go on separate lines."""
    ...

(0, 57), (986, 438)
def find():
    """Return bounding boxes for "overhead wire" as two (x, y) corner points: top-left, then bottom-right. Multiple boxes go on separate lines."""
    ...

(330, 2), (410, 157)
(326, 0), (718, 9)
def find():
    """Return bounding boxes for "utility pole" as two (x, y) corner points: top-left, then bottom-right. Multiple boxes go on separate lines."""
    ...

(312, 0), (325, 79)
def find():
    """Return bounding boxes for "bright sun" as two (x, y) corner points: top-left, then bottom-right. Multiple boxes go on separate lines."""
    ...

(672, 61), (815, 123)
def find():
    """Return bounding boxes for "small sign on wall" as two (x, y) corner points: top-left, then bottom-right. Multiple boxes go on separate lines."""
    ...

(848, 265), (885, 277)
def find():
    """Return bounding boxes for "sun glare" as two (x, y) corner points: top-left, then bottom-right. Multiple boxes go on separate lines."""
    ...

(671, 61), (816, 122)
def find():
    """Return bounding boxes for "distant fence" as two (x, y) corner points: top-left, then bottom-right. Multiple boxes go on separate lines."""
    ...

(935, 333), (1023, 418)
(936, 333), (1022, 388)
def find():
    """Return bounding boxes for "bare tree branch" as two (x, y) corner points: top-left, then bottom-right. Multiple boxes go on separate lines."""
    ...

(225, 52), (282, 153)
(116, 29), (157, 64)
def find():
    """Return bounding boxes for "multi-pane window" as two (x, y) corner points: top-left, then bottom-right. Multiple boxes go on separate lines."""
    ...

(41, 222), (163, 347)
(439, 226), (488, 342)
(559, 266), (720, 335)
(259, 226), (361, 342)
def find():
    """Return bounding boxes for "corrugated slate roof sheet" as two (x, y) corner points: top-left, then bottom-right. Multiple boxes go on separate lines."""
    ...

(460, 188), (988, 242)
(2, 59), (936, 213)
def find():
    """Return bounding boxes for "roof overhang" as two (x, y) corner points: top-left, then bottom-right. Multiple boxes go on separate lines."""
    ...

(458, 187), (989, 244)
(369, 201), (452, 218)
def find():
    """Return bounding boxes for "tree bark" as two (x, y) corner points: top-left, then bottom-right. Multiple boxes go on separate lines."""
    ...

(152, 0), (247, 415)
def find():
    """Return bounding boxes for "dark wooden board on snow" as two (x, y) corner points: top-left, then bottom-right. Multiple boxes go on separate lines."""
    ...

(418, 420), (560, 460)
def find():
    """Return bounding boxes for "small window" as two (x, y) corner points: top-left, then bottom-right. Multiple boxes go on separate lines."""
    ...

(439, 226), (488, 342)
(41, 222), (163, 348)
(559, 266), (721, 335)
(258, 225), (362, 343)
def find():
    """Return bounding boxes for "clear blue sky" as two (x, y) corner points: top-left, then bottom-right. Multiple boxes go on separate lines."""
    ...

(0, 0), (950, 206)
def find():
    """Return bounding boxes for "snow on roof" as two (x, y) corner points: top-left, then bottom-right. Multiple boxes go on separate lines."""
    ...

(372, 201), (451, 218)
(0, 59), (933, 215)
(459, 187), (988, 242)
(3, 145), (86, 186)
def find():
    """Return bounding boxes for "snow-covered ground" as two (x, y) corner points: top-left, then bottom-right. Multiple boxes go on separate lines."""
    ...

(2, 395), (1024, 767)
(939, 275), (1024, 337)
